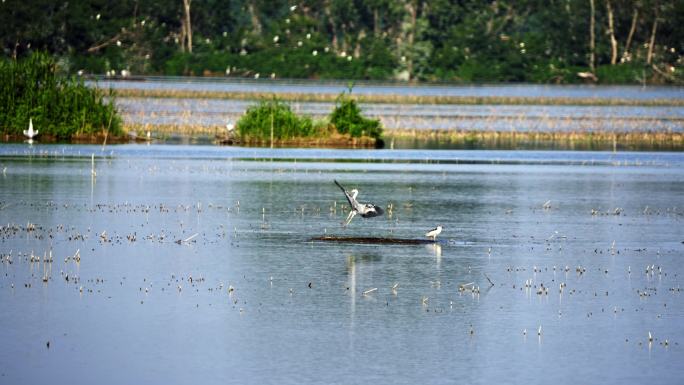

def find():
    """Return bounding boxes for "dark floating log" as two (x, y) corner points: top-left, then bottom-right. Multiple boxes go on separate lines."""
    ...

(311, 236), (437, 245)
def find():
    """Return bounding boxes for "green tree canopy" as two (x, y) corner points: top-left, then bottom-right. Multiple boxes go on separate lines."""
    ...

(1, 0), (681, 83)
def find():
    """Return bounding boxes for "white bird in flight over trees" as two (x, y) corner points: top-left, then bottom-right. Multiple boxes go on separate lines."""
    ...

(334, 180), (384, 226)
(425, 225), (443, 241)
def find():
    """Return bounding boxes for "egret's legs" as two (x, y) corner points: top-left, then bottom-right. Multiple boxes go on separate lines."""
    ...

(343, 210), (357, 226)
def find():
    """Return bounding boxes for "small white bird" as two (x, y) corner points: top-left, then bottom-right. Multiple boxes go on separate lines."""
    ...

(226, 122), (235, 132)
(23, 118), (38, 139)
(425, 225), (442, 241)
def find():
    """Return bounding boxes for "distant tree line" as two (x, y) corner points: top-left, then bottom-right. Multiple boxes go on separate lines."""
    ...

(1, 0), (682, 83)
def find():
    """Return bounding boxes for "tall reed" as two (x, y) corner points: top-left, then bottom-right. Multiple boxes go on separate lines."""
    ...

(0, 53), (121, 139)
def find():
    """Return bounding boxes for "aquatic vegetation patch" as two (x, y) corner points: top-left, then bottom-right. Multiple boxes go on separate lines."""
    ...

(235, 91), (383, 146)
(236, 97), (318, 140)
(329, 87), (383, 140)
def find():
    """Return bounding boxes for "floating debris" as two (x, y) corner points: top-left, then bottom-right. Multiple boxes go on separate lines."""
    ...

(362, 288), (378, 296)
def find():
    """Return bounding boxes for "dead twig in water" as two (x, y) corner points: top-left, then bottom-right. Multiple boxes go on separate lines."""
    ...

(484, 273), (495, 287)
(102, 108), (114, 151)
(176, 233), (198, 245)
(458, 282), (475, 291)
(362, 288), (378, 296)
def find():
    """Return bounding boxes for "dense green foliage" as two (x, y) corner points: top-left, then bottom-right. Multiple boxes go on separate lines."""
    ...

(0, 53), (121, 139)
(330, 88), (383, 139)
(238, 91), (383, 141)
(237, 97), (316, 140)
(2, 0), (682, 84)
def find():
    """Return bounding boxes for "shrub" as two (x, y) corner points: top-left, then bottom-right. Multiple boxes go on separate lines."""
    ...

(329, 86), (383, 140)
(237, 97), (316, 140)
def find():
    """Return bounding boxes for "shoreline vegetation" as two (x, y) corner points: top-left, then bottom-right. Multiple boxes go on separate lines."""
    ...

(0, 53), (122, 140)
(4, 122), (682, 151)
(115, 124), (684, 151)
(112, 88), (684, 107)
(387, 129), (684, 152)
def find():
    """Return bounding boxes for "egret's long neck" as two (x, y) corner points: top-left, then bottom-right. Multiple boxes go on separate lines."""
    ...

(350, 189), (358, 200)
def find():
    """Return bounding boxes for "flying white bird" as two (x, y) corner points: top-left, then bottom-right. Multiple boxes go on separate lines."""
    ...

(425, 225), (443, 241)
(23, 118), (38, 139)
(334, 180), (384, 226)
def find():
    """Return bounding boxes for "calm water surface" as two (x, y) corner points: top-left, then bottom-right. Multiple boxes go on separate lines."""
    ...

(1, 144), (683, 385)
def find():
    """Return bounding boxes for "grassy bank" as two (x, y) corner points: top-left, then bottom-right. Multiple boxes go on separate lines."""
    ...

(112, 88), (684, 107)
(123, 122), (682, 151)
(0, 53), (122, 139)
(123, 123), (379, 148)
(386, 129), (684, 151)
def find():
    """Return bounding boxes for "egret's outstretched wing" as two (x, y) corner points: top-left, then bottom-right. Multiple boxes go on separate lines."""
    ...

(334, 180), (356, 209)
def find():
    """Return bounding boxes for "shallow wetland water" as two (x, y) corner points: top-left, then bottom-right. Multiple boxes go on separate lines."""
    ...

(1, 144), (683, 384)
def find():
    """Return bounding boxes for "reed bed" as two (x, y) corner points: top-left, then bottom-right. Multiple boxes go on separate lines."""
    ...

(376, 114), (684, 132)
(239, 133), (378, 148)
(125, 123), (220, 136)
(386, 129), (684, 151)
(113, 88), (684, 107)
(126, 121), (681, 150)
(123, 123), (379, 147)
(0, 53), (122, 139)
